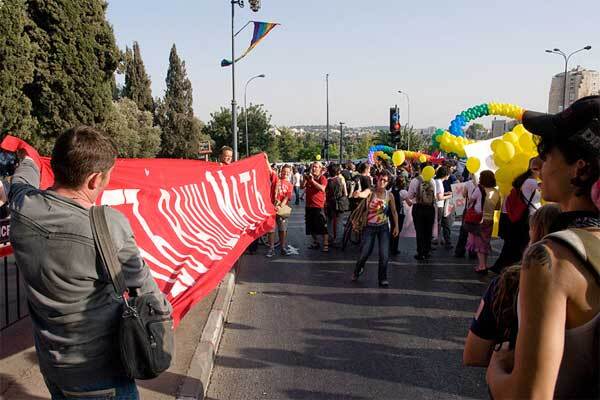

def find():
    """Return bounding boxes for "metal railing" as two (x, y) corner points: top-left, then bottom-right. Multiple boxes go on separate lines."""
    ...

(0, 216), (28, 331)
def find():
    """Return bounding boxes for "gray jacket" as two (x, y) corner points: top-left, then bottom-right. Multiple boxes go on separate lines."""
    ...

(8, 158), (167, 386)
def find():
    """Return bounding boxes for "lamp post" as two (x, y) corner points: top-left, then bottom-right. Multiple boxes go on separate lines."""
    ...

(230, 0), (261, 161)
(244, 74), (266, 157)
(339, 122), (345, 163)
(398, 90), (411, 150)
(545, 46), (592, 111)
(325, 74), (330, 161)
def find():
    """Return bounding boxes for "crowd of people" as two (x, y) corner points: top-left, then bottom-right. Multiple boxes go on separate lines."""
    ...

(259, 96), (600, 398)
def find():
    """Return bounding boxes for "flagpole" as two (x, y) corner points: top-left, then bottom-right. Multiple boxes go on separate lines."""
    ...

(231, 0), (239, 161)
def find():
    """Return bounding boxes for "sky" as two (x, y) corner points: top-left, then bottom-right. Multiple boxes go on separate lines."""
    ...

(106, 0), (600, 129)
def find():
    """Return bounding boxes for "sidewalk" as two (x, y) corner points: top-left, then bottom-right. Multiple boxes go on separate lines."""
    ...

(0, 267), (238, 399)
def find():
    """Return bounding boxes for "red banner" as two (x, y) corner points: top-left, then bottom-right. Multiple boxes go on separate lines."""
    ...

(2, 138), (275, 326)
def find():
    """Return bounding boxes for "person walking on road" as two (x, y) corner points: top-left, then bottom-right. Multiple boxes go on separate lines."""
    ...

(267, 165), (293, 257)
(291, 166), (302, 205)
(325, 163), (349, 247)
(408, 164), (438, 261)
(390, 175), (408, 255)
(302, 161), (329, 252)
(434, 166), (453, 249)
(464, 170), (501, 273)
(351, 171), (400, 287)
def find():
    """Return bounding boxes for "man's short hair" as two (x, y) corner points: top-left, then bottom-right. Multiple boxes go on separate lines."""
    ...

(51, 126), (117, 189)
(220, 146), (233, 154)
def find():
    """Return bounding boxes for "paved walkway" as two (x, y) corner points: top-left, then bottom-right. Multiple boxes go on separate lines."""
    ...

(207, 205), (492, 400)
(0, 284), (217, 399)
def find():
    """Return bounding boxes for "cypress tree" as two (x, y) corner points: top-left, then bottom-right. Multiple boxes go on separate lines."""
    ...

(24, 0), (120, 154)
(156, 44), (205, 158)
(123, 41), (153, 112)
(0, 0), (36, 141)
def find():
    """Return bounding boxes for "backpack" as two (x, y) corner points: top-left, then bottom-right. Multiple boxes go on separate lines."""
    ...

(416, 176), (435, 205)
(505, 186), (536, 223)
(333, 178), (349, 212)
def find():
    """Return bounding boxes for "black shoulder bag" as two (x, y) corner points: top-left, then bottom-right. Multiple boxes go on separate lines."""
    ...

(90, 205), (174, 380)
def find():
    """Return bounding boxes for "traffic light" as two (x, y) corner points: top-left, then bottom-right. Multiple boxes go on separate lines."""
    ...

(390, 106), (401, 143)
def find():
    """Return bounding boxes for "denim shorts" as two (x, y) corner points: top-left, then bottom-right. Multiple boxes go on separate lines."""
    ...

(45, 376), (139, 400)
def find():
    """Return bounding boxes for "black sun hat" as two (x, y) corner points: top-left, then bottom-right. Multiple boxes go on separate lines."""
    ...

(522, 95), (600, 154)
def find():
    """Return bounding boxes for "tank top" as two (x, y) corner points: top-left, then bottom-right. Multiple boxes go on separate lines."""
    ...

(367, 191), (390, 226)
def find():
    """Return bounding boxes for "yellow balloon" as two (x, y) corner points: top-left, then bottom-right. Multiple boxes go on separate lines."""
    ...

(495, 167), (511, 184)
(421, 165), (435, 181)
(496, 141), (515, 163)
(519, 132), (534, 152)
(502, 132), (518, 144)
(392, 150), (405, 167)
(419, 154), (427, 163)
(498, 183), (511, 197)
(513, 124), (526, 136)
(466, 157), (481, 174)
(316, 154), (321, 161)
(513, 152), (530, 171)
(491, 139), (502, 152)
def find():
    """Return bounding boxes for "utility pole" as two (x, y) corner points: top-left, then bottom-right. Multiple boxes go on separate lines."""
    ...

(326, 74), (330, 161)
(339, 122), (345, 163)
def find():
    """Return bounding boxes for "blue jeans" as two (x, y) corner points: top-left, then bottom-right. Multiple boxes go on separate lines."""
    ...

(45, 376), (139, 400)
(354, 223), (390, 282)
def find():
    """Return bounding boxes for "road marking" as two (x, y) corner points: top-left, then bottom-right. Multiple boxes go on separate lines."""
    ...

(270, 259), (476, 267)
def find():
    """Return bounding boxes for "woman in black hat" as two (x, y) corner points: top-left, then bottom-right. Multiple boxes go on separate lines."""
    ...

(486, 96), (600, 399)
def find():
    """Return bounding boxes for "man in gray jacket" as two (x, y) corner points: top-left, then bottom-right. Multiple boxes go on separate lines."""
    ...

(5, 126), (168, 399)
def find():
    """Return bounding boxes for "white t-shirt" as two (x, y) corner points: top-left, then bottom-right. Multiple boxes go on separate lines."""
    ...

(521, 178), (541, 215)
(408, 177), (438, 204)
(434, 179), (446, 208)
(292, 172), (302, 187)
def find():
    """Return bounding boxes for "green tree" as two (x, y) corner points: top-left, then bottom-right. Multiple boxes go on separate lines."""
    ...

(465, 123), (488, 140)
(25, 0), (120, 154)
(277, 127), (299, 162)
(204, 104), (273, 159)
(296, 132), (322, 161)
(353, 133), (374, 160)
(123, 41), (153, 112)
(156, 44), (206, 158)
(0, 0), (37, 141)
(397, 126), (429, 152)
(102, 98), (161, 158)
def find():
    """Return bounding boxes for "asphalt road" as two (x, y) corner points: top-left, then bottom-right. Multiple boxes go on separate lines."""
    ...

(207, 205), (493, 400)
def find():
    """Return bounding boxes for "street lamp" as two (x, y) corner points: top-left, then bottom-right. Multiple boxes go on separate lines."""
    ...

(545, 45), (592, 111)
(244, 74), (266, 157)
(230, 0), (261, 161)
(325, 74), (330, 161)
(398, 90), (411, 150)
(339, 122), (345, 163)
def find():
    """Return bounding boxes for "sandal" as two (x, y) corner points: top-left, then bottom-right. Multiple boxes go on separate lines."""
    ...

(474, 267), (488, 275)
(322, 244), (329, 253)
(308, 242), (320, 250)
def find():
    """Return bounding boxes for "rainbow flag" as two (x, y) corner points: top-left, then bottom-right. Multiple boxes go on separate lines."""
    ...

(221, 21), (279, 67)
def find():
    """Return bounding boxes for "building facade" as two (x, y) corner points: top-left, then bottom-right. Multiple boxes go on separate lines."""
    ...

(548, 66), (600, 113)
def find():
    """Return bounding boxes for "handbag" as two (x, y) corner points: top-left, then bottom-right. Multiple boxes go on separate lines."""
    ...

(90, 206), (174, 380)
(275, 182), (292, 219)
(463, 185), (485, 233)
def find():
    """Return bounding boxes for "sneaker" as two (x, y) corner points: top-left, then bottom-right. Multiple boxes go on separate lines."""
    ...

(266, 249), (274, 258)
(280, 248), (290, 256)
(352, 267), (364, 282)
(379, 280), (389, 288)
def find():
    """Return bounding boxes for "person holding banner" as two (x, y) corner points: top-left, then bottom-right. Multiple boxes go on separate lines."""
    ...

(3, 126), (169, 399)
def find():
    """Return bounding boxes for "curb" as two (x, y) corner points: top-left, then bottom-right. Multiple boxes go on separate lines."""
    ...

(176, 271), (236, 400)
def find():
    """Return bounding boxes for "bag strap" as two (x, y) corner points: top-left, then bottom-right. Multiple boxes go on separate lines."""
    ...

(89, 205), (128, 296)
(545, 228), (600, 284)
